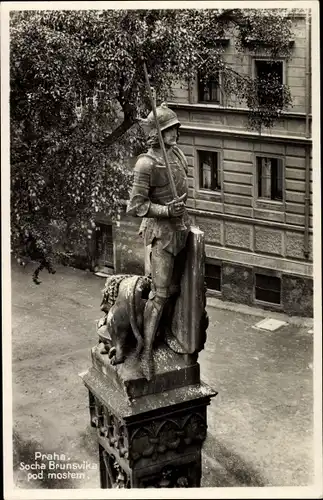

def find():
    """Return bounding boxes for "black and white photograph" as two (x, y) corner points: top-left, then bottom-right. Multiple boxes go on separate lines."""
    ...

(1, 1), (322, 498)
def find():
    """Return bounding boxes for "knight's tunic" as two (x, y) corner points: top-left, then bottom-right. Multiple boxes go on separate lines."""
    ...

(127, 145), (190, 256)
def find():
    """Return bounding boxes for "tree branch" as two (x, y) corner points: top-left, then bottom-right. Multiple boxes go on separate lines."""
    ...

(100, 115), (136, 148)
(99, 82), (138, 149)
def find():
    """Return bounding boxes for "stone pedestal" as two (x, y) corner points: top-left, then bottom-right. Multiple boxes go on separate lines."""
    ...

(80, 343), (217, 488)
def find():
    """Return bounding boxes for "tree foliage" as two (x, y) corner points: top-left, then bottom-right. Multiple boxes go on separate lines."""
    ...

(10, 8), (296, 281)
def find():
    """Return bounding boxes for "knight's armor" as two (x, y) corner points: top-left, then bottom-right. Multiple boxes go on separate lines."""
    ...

(127, 145), (190, 255)
(126, 103), (191, 380)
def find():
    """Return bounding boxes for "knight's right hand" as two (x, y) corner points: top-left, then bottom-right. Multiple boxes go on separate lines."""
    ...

(168, 200), (185, 218)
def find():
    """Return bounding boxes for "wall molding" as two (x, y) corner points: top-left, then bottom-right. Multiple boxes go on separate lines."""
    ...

(205, 244), (313, 277)
(179, 123), (312, 145)
(169, 102), (312, 121)
(189, 207), (312, 234)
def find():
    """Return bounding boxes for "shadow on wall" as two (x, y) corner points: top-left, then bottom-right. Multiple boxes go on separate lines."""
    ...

(202, 434), (265, 487)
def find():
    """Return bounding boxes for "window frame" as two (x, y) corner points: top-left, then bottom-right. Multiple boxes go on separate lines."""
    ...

(253, 268), (282, 309)
(252, 57), (287, 108)
(205, 259), (222, 296)
(252, 57), (287, 84)
(189, 68), (225, 106)
(196, 148), (223, 198)
(253, 153), (285, 210)
(197, 69), (222, 105)
(256, 155), (284, 202)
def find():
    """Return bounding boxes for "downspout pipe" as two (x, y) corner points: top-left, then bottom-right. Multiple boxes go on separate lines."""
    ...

(304, 9), (311, 259)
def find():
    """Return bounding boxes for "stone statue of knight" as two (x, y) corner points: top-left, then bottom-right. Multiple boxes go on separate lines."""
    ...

(127, 103), (191, 380)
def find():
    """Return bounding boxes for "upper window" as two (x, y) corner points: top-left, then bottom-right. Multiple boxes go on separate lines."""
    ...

(256, 156), (283, 201)
(198, 150), (221, 191)
(198, 71), (220, 103)
(254, 60), (284, 107)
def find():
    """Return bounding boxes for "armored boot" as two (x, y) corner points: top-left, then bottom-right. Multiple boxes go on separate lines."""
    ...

(141, 296), (166, 380)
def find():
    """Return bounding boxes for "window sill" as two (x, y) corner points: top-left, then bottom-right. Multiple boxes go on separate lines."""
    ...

(170, 102), (311, 119)
(197, 188), (222, 197)
(197, 100), (221, 105)
(254, 298), (283, 310)
(206, 289), (222, 298)
(257, 198), (283, 203)
(245, 38), (295, 47)
(256, 199), (284, 211)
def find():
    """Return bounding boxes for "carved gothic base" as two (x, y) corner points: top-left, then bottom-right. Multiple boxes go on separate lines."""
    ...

(80, 346), (217, 489)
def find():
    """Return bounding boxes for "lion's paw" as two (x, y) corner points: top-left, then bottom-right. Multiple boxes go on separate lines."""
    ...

(109, 350), (126, 366)
(108, 347), (116, 359)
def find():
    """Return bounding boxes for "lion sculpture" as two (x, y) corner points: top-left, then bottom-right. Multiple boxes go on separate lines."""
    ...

(96, 274), (152, 366)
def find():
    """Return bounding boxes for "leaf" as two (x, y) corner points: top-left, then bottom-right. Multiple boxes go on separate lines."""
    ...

(10, 8), (294, 280)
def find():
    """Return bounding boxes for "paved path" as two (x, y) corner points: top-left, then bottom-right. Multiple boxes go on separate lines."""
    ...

(10, 262), (314, 490)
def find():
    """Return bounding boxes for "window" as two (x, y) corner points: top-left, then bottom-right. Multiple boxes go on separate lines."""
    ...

(199, 151), (221, 191)
(255, 273), (281, 304)
(198, 71), (220, 103)
(205, 264), (221, 292)
(254, 60), (284, 106)
(257, 156), (283, 201)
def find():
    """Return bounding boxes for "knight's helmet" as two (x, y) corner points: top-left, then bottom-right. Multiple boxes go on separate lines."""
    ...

(144, 102), (181, 139)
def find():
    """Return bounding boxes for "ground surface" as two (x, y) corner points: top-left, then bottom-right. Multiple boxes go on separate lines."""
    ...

(10, 261), (314, 490)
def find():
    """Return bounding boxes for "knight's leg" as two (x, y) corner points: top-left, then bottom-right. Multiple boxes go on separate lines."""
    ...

(141, 241), (174, 380)
(141, 295), (167, 379)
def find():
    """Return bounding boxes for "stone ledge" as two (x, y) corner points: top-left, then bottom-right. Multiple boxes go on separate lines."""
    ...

(169, 101), (311, 120)
(80, 366), (216, 421)
(180, 123), (312, 144)
(91, 343), (201, 400)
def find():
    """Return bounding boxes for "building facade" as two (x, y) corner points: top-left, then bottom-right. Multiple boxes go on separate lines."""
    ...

(96, 11), (313, 317)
